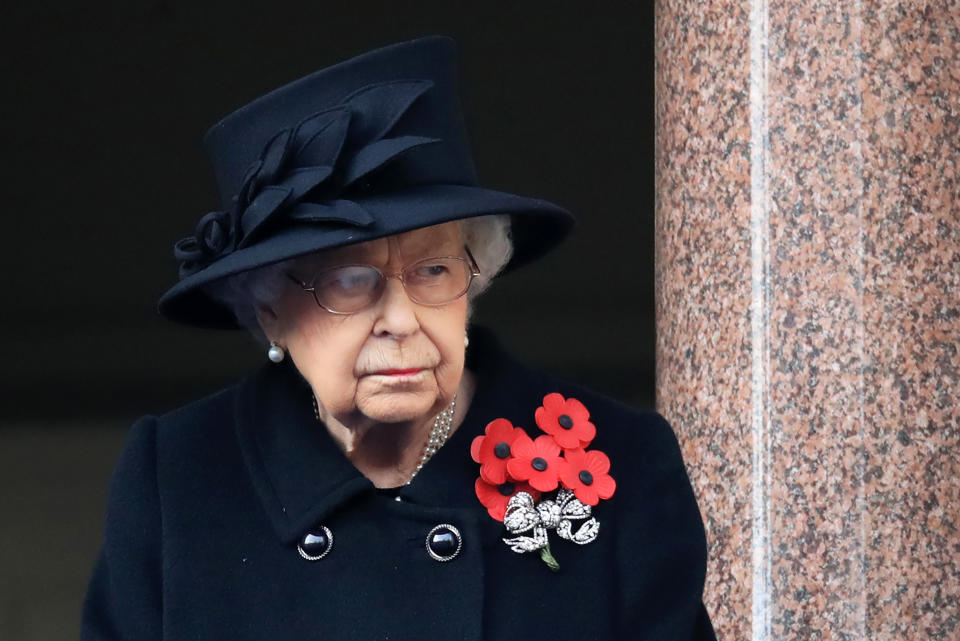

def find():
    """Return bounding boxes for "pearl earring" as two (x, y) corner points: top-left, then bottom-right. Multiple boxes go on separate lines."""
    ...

(464, 334), (470, 348)
(267, 341), (285, 363)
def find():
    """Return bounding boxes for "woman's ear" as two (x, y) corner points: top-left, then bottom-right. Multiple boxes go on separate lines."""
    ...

(255, 303), (282, 344)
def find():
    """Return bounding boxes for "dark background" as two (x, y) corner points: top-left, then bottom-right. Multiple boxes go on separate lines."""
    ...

(2, 2), (654, 637)
(5, 0), (656, 420)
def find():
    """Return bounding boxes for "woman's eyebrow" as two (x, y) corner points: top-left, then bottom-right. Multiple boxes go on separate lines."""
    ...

(396, 237), (461, 258)
(300, 245), (390, 269)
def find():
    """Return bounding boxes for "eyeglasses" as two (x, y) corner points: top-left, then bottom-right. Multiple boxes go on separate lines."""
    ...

(287, 246), (481, 314)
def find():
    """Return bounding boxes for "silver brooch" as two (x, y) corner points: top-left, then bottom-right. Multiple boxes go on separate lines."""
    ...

(501, 489), (600, 570)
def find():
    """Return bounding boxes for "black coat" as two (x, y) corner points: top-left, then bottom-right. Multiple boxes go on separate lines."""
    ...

(82, 329), (715, 640)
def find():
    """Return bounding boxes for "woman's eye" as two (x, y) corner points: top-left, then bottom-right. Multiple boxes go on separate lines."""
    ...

(424, 264), (449, 276)
(320, 267), (379, 295)
(410, 263), (450, 282)
(338, 275), (368, 291)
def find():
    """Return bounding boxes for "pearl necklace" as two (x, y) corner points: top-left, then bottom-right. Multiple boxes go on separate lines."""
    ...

(409, 394), (457, 484)
(311, 394), (458, 485)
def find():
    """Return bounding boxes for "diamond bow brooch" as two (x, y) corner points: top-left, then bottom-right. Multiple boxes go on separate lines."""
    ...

(471, 393), (616, 571)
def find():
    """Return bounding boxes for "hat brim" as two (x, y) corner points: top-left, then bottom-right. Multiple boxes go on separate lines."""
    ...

(158, 184), (574, 328)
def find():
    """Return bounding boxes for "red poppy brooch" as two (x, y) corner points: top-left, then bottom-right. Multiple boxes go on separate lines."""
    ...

(470, 393), (616, 570)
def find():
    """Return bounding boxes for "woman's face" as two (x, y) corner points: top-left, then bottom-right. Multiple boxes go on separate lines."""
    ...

(260, 222), (469, 427)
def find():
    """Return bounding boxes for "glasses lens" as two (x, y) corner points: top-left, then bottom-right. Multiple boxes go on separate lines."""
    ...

(402, 257), (471, 305)
(313, 265), (383, 313)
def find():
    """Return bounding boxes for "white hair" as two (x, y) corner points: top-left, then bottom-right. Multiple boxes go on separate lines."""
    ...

(205, 214), (514, 340)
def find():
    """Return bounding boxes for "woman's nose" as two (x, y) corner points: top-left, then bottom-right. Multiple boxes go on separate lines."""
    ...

(372, 277), (420, 338)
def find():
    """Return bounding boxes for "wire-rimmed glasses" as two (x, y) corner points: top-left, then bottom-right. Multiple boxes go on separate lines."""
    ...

(286, 246), (481, 314)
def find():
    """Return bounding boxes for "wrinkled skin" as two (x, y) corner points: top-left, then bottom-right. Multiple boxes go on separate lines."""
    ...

(257, 222), (474, 487)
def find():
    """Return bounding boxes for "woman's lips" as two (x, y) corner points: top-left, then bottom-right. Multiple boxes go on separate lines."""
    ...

(371, 368), (424, 377)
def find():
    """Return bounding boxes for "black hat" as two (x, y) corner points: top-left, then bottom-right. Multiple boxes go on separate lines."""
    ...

(158, 36), (574, 328)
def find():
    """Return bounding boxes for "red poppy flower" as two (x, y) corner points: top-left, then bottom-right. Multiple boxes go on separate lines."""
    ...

(506, 433), (563, 492)
(470, 418), (526, 484)
(474, 477), (541, 521)
(535, 393), (596, 449)
(558, 448), (616, 506)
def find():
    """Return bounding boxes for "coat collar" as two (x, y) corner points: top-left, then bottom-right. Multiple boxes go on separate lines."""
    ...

(235, 326), (547, 545)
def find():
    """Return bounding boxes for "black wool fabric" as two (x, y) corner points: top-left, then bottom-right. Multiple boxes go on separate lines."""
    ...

(82, 329), (716, 640)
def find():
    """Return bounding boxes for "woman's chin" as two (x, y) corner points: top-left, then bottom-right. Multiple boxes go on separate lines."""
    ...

(357, 392), (438, 424)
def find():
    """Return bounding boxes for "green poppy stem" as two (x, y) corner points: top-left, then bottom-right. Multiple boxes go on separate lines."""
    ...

(539, 542), (560, 572)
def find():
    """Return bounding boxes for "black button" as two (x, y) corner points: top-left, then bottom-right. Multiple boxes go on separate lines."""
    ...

(426, 524), (462, 562)
(297, 525), (333, 561)
(558, 414), (574, 429)
(579, 470), (594, 485)
(494, 442), (511, 458)
(531, 457), (548, 471)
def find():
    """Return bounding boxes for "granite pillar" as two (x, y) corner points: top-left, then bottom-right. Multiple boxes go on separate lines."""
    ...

(655, 2), (959, 639)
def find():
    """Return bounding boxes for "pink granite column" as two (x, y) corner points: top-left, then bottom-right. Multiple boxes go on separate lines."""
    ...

(655, 2), (959, 639)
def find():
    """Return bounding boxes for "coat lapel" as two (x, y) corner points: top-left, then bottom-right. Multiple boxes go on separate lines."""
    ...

(234, 359), (373, 545)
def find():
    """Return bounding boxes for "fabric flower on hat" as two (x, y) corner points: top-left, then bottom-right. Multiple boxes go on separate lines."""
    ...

(174, 80), (439, 278)
(506, 433), (562, 492)
(558, 448), (616, 506)
(470, 418), (526, 485)
(534, 393), (596, 450)
(474, 478), (541, 522)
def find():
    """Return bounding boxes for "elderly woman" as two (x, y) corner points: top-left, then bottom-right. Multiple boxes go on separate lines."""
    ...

(83, 37), (715, 640)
